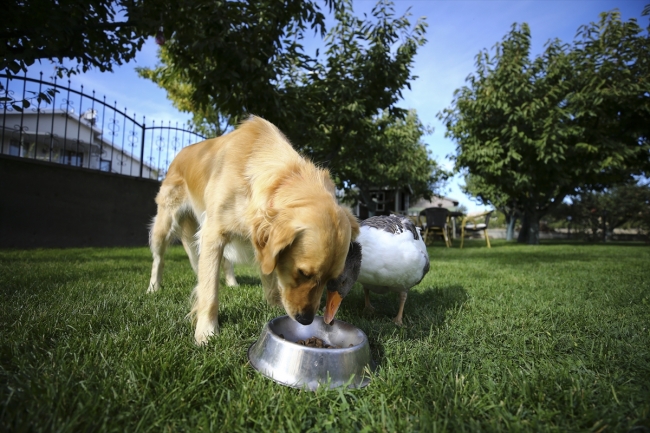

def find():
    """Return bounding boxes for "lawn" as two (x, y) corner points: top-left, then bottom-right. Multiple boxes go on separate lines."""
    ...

(1, 240), (649, 432)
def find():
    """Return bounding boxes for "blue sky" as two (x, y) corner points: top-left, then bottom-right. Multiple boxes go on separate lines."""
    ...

(24, 0), (647, 212)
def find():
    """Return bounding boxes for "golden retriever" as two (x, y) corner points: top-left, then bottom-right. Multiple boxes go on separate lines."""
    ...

(147, 116), (359, 345)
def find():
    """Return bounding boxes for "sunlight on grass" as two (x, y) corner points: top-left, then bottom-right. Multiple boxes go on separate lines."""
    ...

(1, 241), (649, 431)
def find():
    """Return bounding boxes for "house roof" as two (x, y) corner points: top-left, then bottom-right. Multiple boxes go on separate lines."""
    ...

(410, 195), (460, 212)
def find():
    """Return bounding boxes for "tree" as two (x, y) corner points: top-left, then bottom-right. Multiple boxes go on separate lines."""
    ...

(1, 0), (332, 111)
(439, 11), (650, 244)
(280, 0), (437, 208)
(140, 1), (442, 209)
(550, 181), (650, 241)
(1, 0), (150, 110)
(340, 110), (447, 216)
(1, 0), (148, 77)
(137, 0), (335, 131)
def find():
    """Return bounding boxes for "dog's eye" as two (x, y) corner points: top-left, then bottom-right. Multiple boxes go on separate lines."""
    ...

(298, 269), (312, 279)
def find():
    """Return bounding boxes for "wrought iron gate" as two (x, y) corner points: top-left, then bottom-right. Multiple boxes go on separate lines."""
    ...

(1, 73), (206, 180)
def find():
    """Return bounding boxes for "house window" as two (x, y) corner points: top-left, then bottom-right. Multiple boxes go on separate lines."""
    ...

(371, 192), (385, 211)
(62, 150), (83, 167)
(8, 140), (21, 156)
(99, 159), (111, 172)
(6, 139), (37, 157)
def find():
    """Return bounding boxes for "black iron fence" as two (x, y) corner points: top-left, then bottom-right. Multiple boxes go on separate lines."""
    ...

(0, 73), (206, 180)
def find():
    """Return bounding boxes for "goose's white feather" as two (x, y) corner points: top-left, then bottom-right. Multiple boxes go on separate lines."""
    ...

(356, 217), (429, 294)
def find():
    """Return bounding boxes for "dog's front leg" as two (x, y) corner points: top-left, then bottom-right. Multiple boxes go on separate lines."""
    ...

(260, 272), (281, 306)
(192, 228), (225, 345)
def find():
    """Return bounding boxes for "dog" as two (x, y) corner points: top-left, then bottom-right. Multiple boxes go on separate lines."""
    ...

(147, 116), (359, 345)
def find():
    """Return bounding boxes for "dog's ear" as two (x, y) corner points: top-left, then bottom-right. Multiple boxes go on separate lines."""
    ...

(251, 211), (297, 275)
(258, 223), (297, 275)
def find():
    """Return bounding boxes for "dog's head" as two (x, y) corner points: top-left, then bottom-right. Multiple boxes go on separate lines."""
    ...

(252, 188), (359, 325)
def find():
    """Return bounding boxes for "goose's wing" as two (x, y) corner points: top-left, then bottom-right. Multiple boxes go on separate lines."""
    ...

(361, 215), (422, 242)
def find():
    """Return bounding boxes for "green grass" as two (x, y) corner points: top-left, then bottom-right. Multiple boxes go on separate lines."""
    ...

(1, 240), (649, 432)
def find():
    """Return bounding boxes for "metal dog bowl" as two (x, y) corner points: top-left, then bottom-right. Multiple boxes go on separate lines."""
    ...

(248, 316), (375, 390)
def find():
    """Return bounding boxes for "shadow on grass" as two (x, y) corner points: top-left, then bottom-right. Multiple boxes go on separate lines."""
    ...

(231, 274), (263, 287)
(339, 284), (469, 368)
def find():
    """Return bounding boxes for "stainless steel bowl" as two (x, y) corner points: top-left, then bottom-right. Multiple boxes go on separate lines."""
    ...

(248, 316), (375, 390)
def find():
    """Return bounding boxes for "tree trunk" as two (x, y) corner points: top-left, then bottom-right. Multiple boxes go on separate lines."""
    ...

(503, 208), (519, 241)
(517, 216), (528, 243)
(506, 214), (517, 241)
(517, 210), (540, 245)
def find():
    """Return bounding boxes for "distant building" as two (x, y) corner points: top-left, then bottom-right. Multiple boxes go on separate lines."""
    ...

(351, 185), (459, 219)
(350, 186), (410, 219)
(0, 109), (158, 178)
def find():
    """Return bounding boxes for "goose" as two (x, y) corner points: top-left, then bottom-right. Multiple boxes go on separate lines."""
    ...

(324, 214), (430, 326)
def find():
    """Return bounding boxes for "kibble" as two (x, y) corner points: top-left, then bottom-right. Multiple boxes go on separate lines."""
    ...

(295, 336), (339, 349)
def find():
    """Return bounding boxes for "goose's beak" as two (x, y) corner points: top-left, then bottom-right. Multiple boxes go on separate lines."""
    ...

(323, 290), (343, 324)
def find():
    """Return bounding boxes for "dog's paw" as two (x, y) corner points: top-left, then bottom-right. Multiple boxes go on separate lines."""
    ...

(194, 329), (218, 346)
(194, 315), (219, 345)
(147, 282), (161, 293)
(194, 333), (211, 346)
(225, 277), (239, 287)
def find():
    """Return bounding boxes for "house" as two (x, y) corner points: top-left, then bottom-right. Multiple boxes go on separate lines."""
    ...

(351, 185), (460, 220)
(352, 186), (413, 219)
(0, 109), (158, 178)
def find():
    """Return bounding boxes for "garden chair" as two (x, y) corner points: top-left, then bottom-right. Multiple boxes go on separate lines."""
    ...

(460, 210), (493, 248)
(423, 207), (451, 247)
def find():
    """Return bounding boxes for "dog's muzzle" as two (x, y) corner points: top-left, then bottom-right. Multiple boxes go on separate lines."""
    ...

(294, 312), (314, 325)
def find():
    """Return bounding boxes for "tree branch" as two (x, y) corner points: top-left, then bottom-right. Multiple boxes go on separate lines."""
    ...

(0, 21), (139, 40)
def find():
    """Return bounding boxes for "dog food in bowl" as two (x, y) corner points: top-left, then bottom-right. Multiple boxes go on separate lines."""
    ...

(296, 336), (338, 348)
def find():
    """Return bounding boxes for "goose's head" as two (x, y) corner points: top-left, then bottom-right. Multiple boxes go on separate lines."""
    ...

(323, 241), (362, 324)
